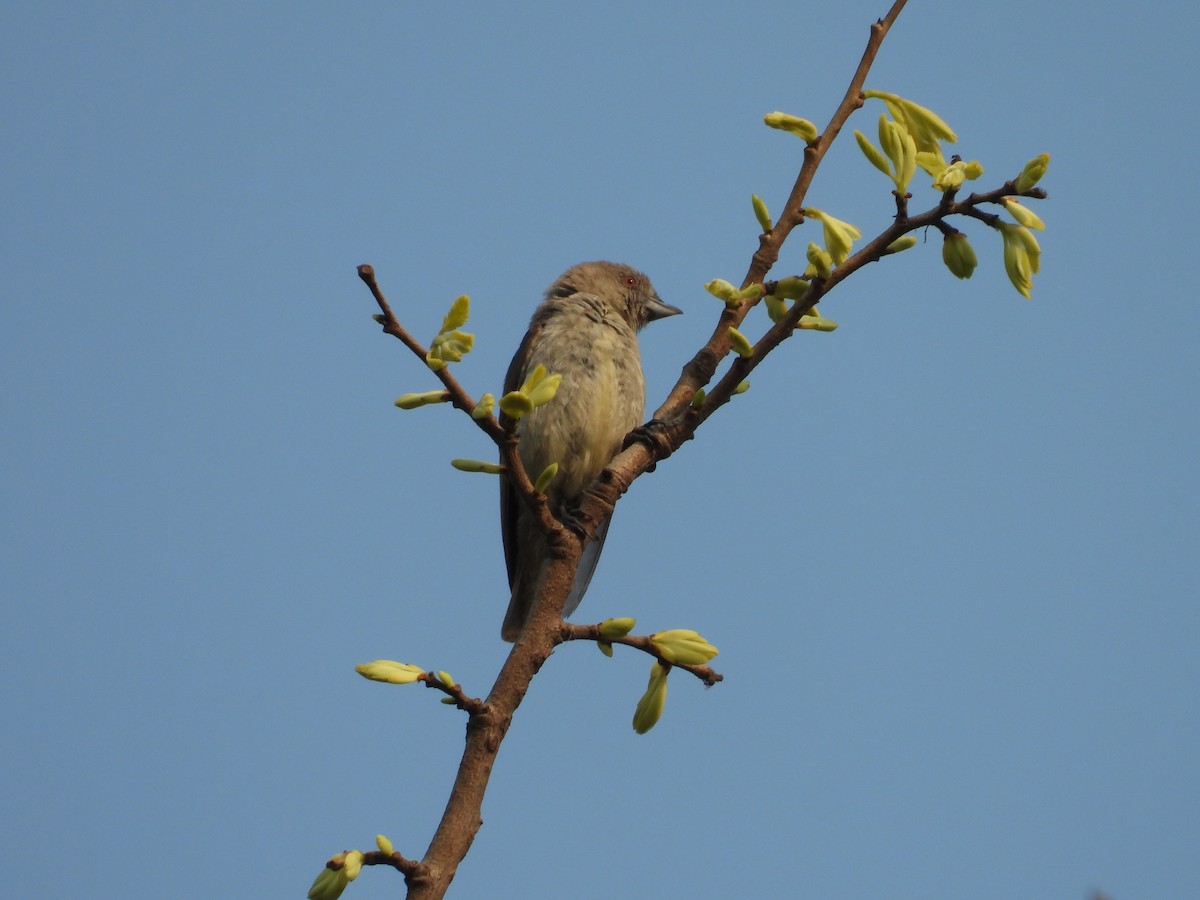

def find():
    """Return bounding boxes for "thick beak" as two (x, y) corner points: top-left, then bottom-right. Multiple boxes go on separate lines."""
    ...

(644, 294), (683, 321)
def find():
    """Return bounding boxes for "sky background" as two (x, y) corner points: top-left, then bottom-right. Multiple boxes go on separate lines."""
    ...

(3, 2), (1197, 898)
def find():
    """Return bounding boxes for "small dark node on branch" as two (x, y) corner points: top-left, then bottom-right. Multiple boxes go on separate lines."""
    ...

(357, 263), (375, 283)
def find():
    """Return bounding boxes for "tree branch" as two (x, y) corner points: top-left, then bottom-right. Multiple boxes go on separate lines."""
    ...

(343, 6), (1025, 898)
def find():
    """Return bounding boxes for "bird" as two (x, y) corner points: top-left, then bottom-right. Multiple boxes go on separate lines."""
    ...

(500, 261), (682, 642)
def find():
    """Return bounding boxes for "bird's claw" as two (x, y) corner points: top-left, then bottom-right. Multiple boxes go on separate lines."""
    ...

(624, 418), (675, 466)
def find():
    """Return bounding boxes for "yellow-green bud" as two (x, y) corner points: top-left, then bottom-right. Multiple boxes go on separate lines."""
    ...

(597, 641), (614, 657)
(425, 352), (446, 371)
(727, 327), (754, 359)
(533, 462), (559, 494)
(440, 696), (456, 704)
(765, 295), (787, 323)
(738, 282), (765, 301)
(525, 372), (562, 408)
(704, 278), (741, 305)
(428, 329), (474, 363)
(763, 111), (818, 143)
(437, 670), (455, 688)
(886, 235), (918, 253)
(518, 363), (547, 394)
(440, 295), (470, 332)
(342, 851), (364, 881)
(931, 159), (981, 192)
(751, 194), (773, 232)
(806, 242), (833, 279)
(1000, 197), (1046, 231)
(498, 364), (564, 418)
(395, 390), (451, 410)
(376, 834), (395, 856)
(1015, 153), (1050, 193)
(997, 222), (1041, 299)
(942, 232), (978, 279)
(932, 161), (967, 192)
(500, 364), (563, 416)
(355, 660), (426, 685)
(854, 129), (893, 178)
(451, 458), (504, 474)
(472, 393), (495, 419)
(878, 114), (918, 190)
(632, 662), (669, 734)
(797, 315), (838, 332)
(307, 863), (348, 900)
(804, 207), (861, 266)
(649, 629), (719, 666)
(915, 147), (946, 177)
(598, 617), (637, 639)
(878, 113), (902, 173)
(773, 276), (810, 300)
(499, 391), (534, 419)
(864, 89), (958, 152)
(690, 388), (706, 408)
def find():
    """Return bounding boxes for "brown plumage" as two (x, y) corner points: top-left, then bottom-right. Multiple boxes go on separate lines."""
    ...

(500, 262), (681, 642)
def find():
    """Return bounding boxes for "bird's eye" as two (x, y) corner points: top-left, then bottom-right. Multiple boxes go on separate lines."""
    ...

(624, 275), (638, 288)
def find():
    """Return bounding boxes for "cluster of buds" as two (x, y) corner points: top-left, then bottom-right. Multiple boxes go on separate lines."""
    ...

(633, 629), (720, 733)
(499, 363), (562, 419)
(425, 294), (474, 370)
(307, 835), (396, 900)
(802, 208), (862, 267)
(854, 91), (984, 195)
(704, 278), (764, 308)
(848, 90), (1050, 298)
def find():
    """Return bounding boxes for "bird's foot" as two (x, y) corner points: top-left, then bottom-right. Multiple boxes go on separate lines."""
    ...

(624, 418), (676, 469)
(561, 510), (595, 541)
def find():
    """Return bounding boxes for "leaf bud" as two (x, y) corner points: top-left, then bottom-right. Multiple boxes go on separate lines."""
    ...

(632, 662), (669, 734)
(394, 390), (451, 410)
(763, 111), (818, 143)
(355, 660), (426, 685)
(649, 629), (720, 666)
(450, 458), (504, 474)
(727, 327), (754, 358)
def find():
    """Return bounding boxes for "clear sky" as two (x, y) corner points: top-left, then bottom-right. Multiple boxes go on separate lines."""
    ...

(3, 2), (1197, 898)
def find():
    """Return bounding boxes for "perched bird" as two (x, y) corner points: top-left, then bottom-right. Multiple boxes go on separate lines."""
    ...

(500, 261), (682, 642)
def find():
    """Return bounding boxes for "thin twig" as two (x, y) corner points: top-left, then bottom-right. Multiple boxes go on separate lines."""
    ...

(355, 264), (558, 536)
(561, 624), (725, 687)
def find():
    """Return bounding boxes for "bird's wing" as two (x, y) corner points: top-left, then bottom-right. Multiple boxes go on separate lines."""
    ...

(499, 319), (542, 591)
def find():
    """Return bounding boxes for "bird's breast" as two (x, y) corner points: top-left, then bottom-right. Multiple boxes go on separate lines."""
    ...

(517, 313), (645, 504)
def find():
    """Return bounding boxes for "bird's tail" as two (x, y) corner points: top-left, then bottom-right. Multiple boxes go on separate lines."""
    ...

(500, 518), (611, 642)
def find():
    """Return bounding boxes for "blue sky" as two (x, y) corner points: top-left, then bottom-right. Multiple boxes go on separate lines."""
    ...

(3, 2), (1197, 898)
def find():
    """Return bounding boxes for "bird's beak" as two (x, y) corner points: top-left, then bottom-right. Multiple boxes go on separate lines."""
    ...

(644, 294), (683, 321)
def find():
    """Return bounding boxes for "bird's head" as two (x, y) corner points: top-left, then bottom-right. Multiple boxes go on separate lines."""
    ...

(547, 261), (682, 330)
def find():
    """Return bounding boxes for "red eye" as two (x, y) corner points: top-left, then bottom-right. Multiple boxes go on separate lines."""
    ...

(624, 275), (638, 287)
